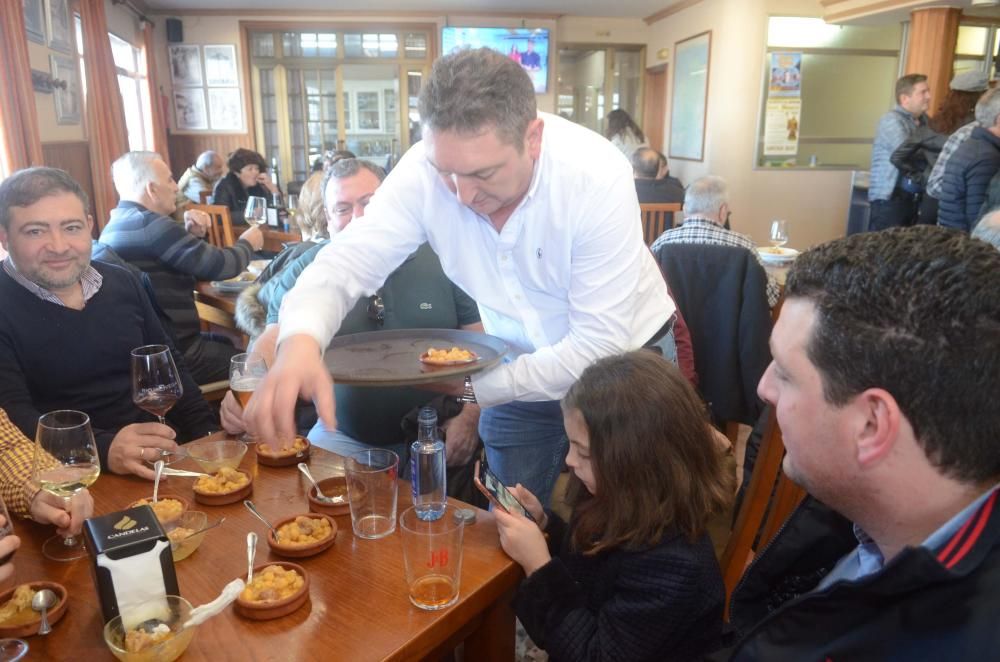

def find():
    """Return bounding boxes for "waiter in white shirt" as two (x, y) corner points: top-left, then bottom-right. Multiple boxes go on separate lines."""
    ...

(247, 48), (675, 506)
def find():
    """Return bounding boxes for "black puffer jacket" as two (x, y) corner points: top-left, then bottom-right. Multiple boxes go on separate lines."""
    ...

(889, 125), (947, 190)
(937, 127), (1000, 231)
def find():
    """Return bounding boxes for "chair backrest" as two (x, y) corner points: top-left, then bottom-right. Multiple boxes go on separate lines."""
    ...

(198, 190), (211, 204)
(640, 202), (682, 245)
(191, 203), (234, 248)
(720, 408), (806, 620)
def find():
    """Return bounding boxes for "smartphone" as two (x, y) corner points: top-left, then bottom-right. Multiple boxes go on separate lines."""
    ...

(473, 460), (535, 522)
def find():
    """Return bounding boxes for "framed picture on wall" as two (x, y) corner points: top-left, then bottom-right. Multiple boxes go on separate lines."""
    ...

(203, 45), (239, 87)
(174, 88), (208, 130)
(208, 88), (244, 131)
(24, 0), (46, 44)
(669, 30), (711, 162)
(50, 54), (81, 124)
(45, 0), (72, 53)
(169, 44), (203, 87)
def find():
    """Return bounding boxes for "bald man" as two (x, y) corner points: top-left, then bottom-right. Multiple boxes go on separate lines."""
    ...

(632, 147), (684, 205)
(177, 150), (225, 209)
(972, 208), (1000, 250)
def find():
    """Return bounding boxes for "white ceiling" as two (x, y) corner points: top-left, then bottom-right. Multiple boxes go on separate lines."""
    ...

(142, 0), (680, 19)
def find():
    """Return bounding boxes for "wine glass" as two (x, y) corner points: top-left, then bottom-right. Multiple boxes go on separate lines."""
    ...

(769, 220), (789, 249)
(131, 345), (183, 425)
(230, 353), (268, 442)
(244, 196), (268, 226)
(33, 410), (100, 561)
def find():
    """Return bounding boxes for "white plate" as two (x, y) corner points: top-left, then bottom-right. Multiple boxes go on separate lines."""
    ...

(246, 259), (271, 277)
(211, 277), (254, 293)
(757, 247), (800, 263)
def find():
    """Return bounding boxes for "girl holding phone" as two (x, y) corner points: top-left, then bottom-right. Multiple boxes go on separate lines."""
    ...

(494, 351), (732, 661)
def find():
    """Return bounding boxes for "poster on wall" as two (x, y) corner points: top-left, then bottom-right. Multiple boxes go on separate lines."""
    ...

(669, 31), (711, 162)
(208, 88), (244, 131)
(24, 0), (46, 44)
(46, 0), (72, 53)
(763, 98), (801, 156)
(174, 88), (208, 130)
(769, 52), (802, 97)
(50, 54), (80, 124)
(204, 45), (239, 87)
(169, 45), (203, 87)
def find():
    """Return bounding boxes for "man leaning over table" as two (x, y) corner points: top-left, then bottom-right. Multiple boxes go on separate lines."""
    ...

(0, 407), (94, 580)
(246, 48), (675, 507)
(718, 227), (1000, 659)
(0, 167), (218, 481)
(101, 151), (264, 383)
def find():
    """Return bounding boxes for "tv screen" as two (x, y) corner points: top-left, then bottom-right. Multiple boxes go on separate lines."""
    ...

(441, 27), (550, 94)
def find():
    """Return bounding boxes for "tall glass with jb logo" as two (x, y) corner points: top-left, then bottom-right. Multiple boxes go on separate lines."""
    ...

(399, 505), (465, 610)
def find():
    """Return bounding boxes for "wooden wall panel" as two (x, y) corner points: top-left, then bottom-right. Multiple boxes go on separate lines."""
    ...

(905, 7), (961, 114)
(167, 133), (253, 180)
(42, 141), (97, 227)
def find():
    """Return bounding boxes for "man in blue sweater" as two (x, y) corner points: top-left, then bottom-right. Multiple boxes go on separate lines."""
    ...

(0, 167), (217, 480)
(102, 151), (264, 382)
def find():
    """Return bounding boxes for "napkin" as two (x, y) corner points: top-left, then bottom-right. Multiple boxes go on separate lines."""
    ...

(97, 539), (171, 630)
(183, 578), (246, 628)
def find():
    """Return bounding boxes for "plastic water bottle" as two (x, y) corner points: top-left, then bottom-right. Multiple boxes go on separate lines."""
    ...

(411, 407), (446, 521)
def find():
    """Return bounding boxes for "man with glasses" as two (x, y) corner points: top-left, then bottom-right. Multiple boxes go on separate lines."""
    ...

(224, 158), (483, 464)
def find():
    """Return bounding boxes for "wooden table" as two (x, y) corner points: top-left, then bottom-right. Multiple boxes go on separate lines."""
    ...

(194, 281), (239, 316)
(261, 227), (300, 253)
(13, 441), (520, 660)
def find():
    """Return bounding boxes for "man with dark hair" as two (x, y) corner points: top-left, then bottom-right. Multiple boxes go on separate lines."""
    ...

(520, 39), (541, 70)
(723, 226), (1000, 658)
(868, 73), (931, 231)
(632, 147), (684, 204)
(247, 47), (675, 507)
(0, 167), (217, 480)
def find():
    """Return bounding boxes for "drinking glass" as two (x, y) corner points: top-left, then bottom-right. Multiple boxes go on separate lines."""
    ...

(346, 449), (399, 539)
(131, 345), (183, 425)
(400, 505), (464, 610)
(33, 410), (100, 561)
(769, 220), (789, 248)
(0, 639), (28, 662)
(230, 353), (267, 442)
(244, 196), (268, 226)
(286, 194), (298, 221)
(0, 496), (15, 566)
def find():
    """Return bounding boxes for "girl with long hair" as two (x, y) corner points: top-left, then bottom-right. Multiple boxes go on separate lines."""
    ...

(495, 351), (732, 661)
(604, 108), (646, 159)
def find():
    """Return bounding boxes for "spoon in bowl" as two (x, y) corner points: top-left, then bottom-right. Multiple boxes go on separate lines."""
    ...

(153, 460), (165, 503)
(243, 500), (278, 539)
(246, 531), (257, 585)
(297, 463), (344, 505)
(31, 589), (57, 635)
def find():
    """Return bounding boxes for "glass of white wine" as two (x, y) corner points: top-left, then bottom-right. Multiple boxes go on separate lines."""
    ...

(230, 353), (268, 442)
(770, 219), (789, 249)
(244, 196), (268, 226)
(33, 410), (100, 562)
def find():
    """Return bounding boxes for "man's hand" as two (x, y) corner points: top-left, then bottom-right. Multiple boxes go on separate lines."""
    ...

(183, 209), (210, 238)
(442, 404), (480, 467)
(252, 324), (280, 367)
(245, 334), (336, 448)
(29, 489), (94, 537)
(239, 225), (264, 251)
(220, 391), (247, 435)
(0, 532), (19, 584)
(107, 422), (179, 480)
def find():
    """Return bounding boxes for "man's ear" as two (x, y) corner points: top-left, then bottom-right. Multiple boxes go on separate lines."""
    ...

(526, 118), (544, 160)
(855, 388), (901, 468)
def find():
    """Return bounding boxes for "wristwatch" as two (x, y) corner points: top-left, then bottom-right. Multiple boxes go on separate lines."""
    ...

(458, 376), (477, 404)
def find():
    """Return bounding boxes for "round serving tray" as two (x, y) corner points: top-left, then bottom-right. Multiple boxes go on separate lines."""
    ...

(324, 329), (508, 386)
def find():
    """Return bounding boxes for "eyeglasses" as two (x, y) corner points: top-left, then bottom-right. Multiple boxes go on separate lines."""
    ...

(367, 294), (385, 327)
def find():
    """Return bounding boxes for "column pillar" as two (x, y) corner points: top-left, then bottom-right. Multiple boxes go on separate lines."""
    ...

(905, 7), (961, 115)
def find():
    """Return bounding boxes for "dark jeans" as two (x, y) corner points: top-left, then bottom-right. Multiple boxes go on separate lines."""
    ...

(869, 193), (918, 231)
(184, 333), (239, 384)
(918, 195), (939, 226)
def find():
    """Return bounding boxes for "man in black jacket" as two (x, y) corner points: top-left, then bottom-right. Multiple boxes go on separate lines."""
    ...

(632, 147), (684, 204)
(722, 227), (1000, 659)
(938, 88), (1000, 232)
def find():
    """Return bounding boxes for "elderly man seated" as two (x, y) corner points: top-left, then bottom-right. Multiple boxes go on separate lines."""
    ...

(651, 175), (780, 307)
(229, 158), (483, 466)
(175, 150), (225, 213)
(632, 147), (684, 204)
(0, 167), (217, 479)
(100, 151), (264, 383)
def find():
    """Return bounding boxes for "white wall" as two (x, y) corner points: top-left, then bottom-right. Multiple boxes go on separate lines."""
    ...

(648, 0), (855, 248)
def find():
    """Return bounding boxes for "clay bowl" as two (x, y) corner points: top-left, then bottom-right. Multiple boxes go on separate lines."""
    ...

(307, 476), (351, 517)
(128, 494), (189, 526)
(234, 562), (310, 621)
(0, 581), (69, 638)
(192, 469), (254, 506)
(266, 513), (338, 558)
(256, 437), (311, 467)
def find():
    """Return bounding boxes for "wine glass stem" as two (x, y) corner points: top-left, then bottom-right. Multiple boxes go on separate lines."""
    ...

(158, 415), (166, 425)
(62, 496), (75, 545)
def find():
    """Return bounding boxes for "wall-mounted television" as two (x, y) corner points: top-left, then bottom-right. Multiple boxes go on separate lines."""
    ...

(441, 27), (550, 94)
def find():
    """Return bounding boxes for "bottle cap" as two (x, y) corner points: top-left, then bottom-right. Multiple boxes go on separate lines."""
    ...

(453, 508), (476, 525)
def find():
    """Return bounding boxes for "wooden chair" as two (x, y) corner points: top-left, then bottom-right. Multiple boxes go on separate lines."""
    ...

(198, 190), (211, 204)
(720, 408), (806, 620)
(190, 203), (235, 248)
(640, 202), (682, 245)
(192, 298), (245, 401)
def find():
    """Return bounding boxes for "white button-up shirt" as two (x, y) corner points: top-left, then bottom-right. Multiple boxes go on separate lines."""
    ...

(278, 112), (674, 407)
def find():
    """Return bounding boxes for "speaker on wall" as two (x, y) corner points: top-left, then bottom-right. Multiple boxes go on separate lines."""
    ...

(166, 18), (183, 43)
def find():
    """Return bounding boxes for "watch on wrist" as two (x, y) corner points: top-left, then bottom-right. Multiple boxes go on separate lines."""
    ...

(458, 376), (477, 404)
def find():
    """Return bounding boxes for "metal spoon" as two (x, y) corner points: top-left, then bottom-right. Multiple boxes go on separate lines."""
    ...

(242, 500), (278, 539)
(297, 463), (343, 505)
(169, 517), (226, 543)
(246, 532), (257, 585)
(31, 589), (57, 635)
(153, 460), (165, 503)
(160, 467), (211, 478)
